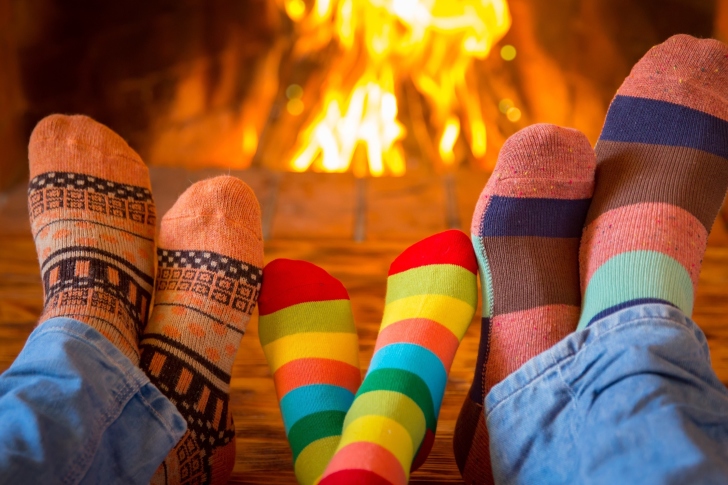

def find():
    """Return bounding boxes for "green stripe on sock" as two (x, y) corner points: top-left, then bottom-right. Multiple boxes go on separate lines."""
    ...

(259, 300), (355, 346)
(385, 265), (478, 305)
(288, 410), (347, 461)
(357, 368), (436, 431)
(578, 250), (694, 329)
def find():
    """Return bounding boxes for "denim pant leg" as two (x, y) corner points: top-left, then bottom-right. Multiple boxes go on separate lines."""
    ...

(0, 318), (187, 485)
(486, 303), (728, 485)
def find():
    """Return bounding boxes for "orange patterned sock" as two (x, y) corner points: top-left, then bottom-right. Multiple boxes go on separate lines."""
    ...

(28, 114), (156, 365)
(140, 176), (264, 485)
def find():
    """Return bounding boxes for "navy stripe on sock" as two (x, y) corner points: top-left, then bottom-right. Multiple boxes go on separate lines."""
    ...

(479, 196), (591, 238)
(600, 95), (728, 159)
(586, 298), (678, 327)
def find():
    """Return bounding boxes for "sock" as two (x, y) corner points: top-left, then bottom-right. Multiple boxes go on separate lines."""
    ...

(319, 230), (478, 485)
(579, 34), (728, 330)
(139, 176), (264, 485)
(28, 114), (156, 365)
(453, 124), (596, 484)
(258, 259), (361, 485)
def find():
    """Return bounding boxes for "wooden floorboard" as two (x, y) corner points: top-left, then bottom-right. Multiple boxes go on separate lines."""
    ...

(1, 168), (728, 484)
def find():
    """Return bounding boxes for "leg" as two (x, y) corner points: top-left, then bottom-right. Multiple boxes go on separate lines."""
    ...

(454, 124), (596, 484)
(488, 35), (728, 484)
(0, 115), (185, 483)
(579, 34), (728, 328)
(258, 260), (361, 485)
(140, 176), (264, 485)
(320, 230), (478, 484)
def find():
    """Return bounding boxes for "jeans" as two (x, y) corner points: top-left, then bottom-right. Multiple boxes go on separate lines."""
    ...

(0, 318), (186, 485)
(486, 303), (728, 484)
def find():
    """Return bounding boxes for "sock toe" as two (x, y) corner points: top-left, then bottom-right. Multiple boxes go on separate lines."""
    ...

(472, 124), (595, 234)
(163, 175), (261, 227)
(29, 114), (149, 187)
(160, 176), (263, 266)
(619, 34), (728, 120)
(259, 259), (350, 315)
(388, 229), (477, 276)
(496, 123), (596, 182)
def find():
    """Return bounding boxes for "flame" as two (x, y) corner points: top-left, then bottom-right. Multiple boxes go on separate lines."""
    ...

(281, 0), (511, 175)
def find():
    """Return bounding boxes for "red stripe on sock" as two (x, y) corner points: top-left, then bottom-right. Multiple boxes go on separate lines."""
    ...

(319, 470), (396, 485)
(273, 358), (361, 400)
(387, 230), (477, 276)
(259, 259), (350, 315)
(322, 442), (406, 485)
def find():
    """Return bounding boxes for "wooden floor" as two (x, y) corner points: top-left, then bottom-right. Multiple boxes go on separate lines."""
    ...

(1, 167), (728, 484)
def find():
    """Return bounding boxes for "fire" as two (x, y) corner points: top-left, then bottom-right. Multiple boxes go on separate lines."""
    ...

(280, 0), (511, 176)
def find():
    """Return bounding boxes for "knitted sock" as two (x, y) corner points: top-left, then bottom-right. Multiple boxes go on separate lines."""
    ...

(453, 124), (596, 484)
(319, 230), (478, 485)
(579, 34), (728, 330)
(28, 114), (156, 365)
(140, 176), (264, 485)
(258, 259), (361, 485)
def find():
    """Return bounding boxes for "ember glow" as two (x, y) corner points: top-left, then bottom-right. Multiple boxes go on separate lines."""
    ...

(278, 0), (511, 176)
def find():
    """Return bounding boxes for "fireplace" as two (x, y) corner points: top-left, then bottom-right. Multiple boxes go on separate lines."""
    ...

(2, 0), (727, 192)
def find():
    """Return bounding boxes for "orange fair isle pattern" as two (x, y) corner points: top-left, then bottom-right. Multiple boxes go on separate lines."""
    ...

(141, 176), (264, 485)
(28, 114), (157, 366)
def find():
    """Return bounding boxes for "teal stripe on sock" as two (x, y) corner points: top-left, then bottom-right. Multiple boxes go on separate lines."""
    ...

(280, 384), (355, 434)
(578, 250), (694, 330)
(471, 234), (492, 319)
(368, 343), (447, 413)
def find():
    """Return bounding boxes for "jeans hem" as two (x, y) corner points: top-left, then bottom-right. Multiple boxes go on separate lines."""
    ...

(484, 303), (703, 417)
(26, 318), (184, 484)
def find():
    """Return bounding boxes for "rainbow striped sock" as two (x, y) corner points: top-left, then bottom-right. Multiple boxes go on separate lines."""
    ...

(319, 230), (478, 485)
(258, 259), (361, 485)
(579, 34), (728, 330)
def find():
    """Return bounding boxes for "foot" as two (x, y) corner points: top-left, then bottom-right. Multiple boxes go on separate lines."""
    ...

(320, 230), (478, 485)
(258, 259), (361, 485)
(579, 34), (728, 329)
(140, 176), (264, 485)
(28, 114), (156, 365)
(454, 123), (595, 484)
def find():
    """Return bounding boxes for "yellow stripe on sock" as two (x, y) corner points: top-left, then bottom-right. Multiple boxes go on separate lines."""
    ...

(258, 300), (356, 346)
(385, 264), (478, 305)
(263, 332), (360, 372)
(380, 294), (475, 340)
(343, 391), (426, 451)
(338, 415), (413, 477)
(295, 435), (341, 485)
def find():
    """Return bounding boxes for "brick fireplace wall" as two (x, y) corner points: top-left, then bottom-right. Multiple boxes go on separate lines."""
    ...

(0, 0), (281, 190)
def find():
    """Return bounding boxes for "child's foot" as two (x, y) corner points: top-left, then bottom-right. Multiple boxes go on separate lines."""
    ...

(319, 230), (478, 485)
(258, 260), (361, 485)
(579, 34), (728, 330)
(28, 114), (156, 365)
(454, 124), (595, 484)
(139, 177), (264, 485)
